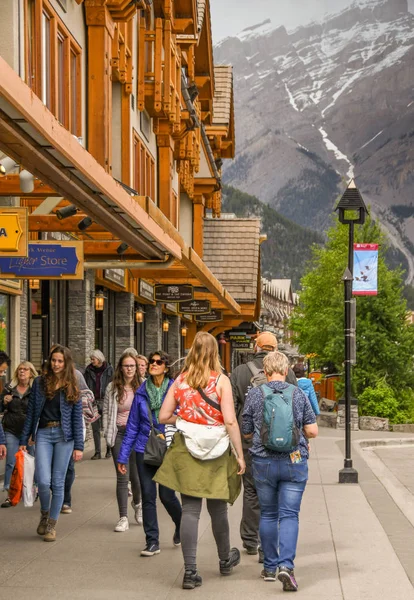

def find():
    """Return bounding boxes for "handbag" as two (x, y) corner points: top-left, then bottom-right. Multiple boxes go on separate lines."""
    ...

(22, 452), (36, 508)
(176, 384), (230, 461)
(143, 402), (167, 467)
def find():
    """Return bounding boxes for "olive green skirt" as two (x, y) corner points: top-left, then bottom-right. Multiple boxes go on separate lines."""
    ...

(153, 432), (241, 505)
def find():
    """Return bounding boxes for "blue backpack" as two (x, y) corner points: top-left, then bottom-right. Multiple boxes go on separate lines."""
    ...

(260, 384), (300, 452)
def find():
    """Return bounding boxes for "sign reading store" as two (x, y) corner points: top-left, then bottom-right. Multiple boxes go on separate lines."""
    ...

(0, 241), (84, 280)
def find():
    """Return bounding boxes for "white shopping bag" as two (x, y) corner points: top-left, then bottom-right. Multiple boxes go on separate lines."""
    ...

(22, 452), (36, 508)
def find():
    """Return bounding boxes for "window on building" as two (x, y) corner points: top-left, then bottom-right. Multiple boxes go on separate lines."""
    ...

(25, 0), (82, 135)
(133, 131), (155, 201)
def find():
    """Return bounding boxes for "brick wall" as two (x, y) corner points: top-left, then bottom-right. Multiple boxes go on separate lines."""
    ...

(115, 292), (134, 362)
(145, 304), (163, 352)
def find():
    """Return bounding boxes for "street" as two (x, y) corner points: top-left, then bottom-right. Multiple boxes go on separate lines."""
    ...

(1, 429), (414, 599)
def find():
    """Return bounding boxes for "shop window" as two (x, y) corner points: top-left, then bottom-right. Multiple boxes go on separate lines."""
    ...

(0, 294), (10, 354)
(25, 0), (82, 135)
(133, 131), (155, 201)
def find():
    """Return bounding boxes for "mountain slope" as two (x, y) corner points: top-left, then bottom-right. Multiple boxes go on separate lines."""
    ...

(215, 0), (414, 275)
(222, 185), (324, 290)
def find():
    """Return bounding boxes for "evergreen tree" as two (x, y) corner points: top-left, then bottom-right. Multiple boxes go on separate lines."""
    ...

(290, 214), (414, 421)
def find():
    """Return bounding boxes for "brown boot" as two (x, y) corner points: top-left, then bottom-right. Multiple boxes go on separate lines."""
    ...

(37, 511), (49, 536)
(44, 518), (57, 542)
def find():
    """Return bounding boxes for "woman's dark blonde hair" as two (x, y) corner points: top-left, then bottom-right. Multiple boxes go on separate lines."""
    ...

(43, 345), (79, 404)
(10, 361), (38, 388)
(183, 332), (222, 390)
(113, 352), (141, 403)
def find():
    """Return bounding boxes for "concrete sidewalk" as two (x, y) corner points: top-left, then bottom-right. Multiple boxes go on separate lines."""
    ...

(0, 430), (414, 599)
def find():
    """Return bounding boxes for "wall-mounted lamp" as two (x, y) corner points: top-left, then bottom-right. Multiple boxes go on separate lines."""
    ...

(94, 290), (106, 311)
(56, 204), (78, 220)
(29, 279), (40, 291)
(78, 216), (93, 231)
(181, 325), (187, 337)
(162, 319), (170, 333)
(0, 156), (17, 175)
(135, 308), (145, 323)
(19, 170), (35, 193)
(117, 242), (129, 255)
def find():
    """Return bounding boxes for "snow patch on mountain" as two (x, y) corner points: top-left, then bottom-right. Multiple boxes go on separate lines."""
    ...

(319, 127), (354, 179)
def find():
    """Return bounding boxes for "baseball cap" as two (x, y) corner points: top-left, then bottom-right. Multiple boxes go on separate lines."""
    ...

(256, 332), (277, 349)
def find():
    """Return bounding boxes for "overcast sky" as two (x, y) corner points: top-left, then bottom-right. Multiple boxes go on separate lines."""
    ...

(210, 0), (414, 42)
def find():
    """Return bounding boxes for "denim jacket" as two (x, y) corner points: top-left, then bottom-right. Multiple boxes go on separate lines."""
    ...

(117, 379), (173, 464)
(0, 423), (5, 445)
(19, 376), (84, 451)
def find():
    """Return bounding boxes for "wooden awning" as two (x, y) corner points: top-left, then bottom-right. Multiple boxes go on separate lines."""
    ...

(0, 56), (240, 315)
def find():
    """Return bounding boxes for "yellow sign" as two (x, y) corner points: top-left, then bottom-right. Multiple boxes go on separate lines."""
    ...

(0, 207), (28, 256)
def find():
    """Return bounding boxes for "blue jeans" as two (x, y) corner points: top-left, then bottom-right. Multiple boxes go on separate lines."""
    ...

(136, 452), (182, 546)
(35, 427), (74, 520)
(4, 431), (35, 490)
(252, 456), (308, 571)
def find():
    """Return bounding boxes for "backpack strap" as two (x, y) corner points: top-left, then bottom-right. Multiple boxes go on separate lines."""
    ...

(197, 386), (222, 412)
(247, 361), (262, 377)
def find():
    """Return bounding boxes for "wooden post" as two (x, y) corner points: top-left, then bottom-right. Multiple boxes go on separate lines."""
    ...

(85, 4), (115, 171)
(193, 195), (205, 256)
(157, 127), (174, 219)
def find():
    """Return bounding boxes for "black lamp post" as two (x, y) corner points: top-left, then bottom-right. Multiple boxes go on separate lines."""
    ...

(335, 180), (368, 484)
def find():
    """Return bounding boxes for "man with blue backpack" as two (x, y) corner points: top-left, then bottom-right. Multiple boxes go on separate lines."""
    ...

(242, 351), (318, 592)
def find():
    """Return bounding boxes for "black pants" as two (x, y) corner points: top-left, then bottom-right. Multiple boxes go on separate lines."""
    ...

(92, 417), (110, 455)
(63, 456), (76, 507)
(136, 452), (182, 546)
(240, 448), (260, 548)
(111, 429), (141, 518)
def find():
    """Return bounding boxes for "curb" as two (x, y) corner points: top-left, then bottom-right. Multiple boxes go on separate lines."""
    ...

(355, 437), (414, 529)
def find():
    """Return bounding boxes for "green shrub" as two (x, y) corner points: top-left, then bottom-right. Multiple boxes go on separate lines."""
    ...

(358, 382), (400, 421)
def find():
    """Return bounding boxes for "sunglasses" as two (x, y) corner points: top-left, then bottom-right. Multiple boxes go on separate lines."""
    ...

(149, 359), (165, 366)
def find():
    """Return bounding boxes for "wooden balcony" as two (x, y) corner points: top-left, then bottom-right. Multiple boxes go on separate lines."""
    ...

(138, 19), (181, 126)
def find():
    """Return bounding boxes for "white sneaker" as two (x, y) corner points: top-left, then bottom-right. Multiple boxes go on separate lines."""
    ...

(114, 517), (129, 532)
(132, 501), (143, 525)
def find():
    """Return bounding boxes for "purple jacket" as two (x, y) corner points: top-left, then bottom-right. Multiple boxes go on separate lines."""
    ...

(117, 378), (173, 464)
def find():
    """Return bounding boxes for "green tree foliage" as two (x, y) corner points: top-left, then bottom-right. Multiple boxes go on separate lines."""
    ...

(290, 214), (414, 422)
(222, 185), (323, 290)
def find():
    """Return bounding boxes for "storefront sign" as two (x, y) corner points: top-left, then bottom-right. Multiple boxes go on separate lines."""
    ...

(0, 241), (83, 279)
(195, 310), (223, 323)
(104, 269), (126, 287)
(229, 332), (253, 349)
(154, 284), (193, 302)
(139, 279), (155, 302)
(0, 207), (28, 257)
(165, 303), (178, 313)
(178, 299), (211, 315)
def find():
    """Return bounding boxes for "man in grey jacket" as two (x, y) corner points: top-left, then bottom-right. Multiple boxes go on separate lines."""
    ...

(230, 332), (297, 557)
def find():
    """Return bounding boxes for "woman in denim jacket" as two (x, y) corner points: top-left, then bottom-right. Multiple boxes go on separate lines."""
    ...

(20, 345), (84, 542)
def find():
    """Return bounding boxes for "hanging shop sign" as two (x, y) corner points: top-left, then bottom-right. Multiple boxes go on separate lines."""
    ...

(138, 279), (155, 303)
(104, 268), (126, 287)
(0, 241), (84, 280)
(353, 243), (378, 296)
(0, 207), (28, 257)
(178, 299), (211, 315)
(229, 333), (254, 349)
(154, 284), (193, 302)
(195, 310), (223, 323)
(164, 303), (178, 313)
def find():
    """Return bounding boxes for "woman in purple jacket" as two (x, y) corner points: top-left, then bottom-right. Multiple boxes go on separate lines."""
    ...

(117, 351), (182, 557)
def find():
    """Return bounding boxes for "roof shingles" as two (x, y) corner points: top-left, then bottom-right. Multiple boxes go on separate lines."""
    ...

(203, 218), (260, 302)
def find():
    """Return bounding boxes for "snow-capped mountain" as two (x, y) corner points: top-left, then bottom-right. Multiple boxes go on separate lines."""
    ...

(214, 0), (414, 278)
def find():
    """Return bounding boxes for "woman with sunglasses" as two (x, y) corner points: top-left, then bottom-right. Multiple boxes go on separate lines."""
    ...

(0, 361), (38, 507)
(117, 351), (182, 557)
(103, 351), (142, 532)
(19, 345), (84, 542)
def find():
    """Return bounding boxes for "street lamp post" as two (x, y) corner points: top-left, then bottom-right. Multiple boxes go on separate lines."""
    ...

(335, 180), (368, 484)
